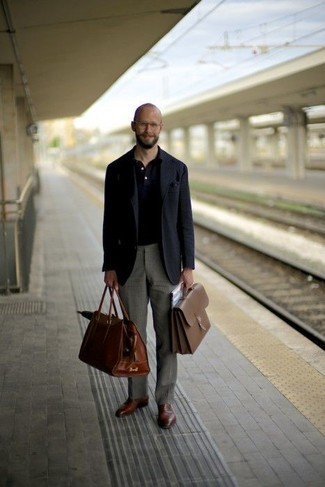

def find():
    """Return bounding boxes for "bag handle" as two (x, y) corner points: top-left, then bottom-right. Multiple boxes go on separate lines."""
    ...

(97, 285), (108, 313)
(108, 287), (130, 321)
(98, 286), (130, 322)
(99, 287), (140, 360)
(97, 285), (119, 318)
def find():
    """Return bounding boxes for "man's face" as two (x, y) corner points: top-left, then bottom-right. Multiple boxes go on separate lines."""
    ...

(131, 108), (162, 149)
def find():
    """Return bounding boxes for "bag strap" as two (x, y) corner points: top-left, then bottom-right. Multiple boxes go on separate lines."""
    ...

(97, 286), (108, 313)
(97, 285), (131, 322)
(107, 287), (130, 321)
(97, 286), (129, 322)
(97, 286), (119, 317)
(116, 292), (130, 321)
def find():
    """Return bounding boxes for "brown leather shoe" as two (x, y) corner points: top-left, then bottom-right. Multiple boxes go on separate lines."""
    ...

(158, 404), (176, 429)
(115, 397), (149, 418)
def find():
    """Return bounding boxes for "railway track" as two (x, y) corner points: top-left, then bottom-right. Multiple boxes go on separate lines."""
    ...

(195, 223), (325, 349)
(64, 162), (325, 348)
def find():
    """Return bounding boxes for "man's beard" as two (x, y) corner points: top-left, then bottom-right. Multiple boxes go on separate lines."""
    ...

(136, 133), (159, 149)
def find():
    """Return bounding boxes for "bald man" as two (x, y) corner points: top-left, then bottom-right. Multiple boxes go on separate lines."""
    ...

(102, 103), (195, 428)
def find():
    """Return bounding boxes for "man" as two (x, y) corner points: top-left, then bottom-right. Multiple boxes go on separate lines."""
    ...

(102, 103), (194, 429)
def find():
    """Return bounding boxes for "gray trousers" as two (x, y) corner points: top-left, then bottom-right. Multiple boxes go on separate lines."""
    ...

(119, 244), (177, 405)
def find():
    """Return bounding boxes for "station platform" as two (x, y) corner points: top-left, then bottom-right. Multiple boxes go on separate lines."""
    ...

(0, 163), (324, 486)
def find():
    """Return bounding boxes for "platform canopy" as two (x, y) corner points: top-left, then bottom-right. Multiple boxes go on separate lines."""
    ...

(0, 0), (199, 121)
(162, 48), (325, 129)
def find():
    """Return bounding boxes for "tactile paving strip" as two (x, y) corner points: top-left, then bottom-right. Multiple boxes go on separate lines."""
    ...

(71, 270), (238, 487)
(201, 276), (325, 436)
(0, 300), (46, 315)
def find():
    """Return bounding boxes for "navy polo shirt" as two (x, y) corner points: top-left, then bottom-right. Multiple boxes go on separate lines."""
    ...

(134, 154), (162, 245)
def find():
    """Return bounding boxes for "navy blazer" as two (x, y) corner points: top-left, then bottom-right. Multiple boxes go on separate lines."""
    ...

(102, 147), (195, 285)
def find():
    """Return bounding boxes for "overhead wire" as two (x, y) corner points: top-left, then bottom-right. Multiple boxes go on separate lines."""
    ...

(90, 0), (325, 113)
(207, 1), (325, 54)
(220, 1), (325, 38)
(100, 0), (228, 96)
(170, 19), (324, 100)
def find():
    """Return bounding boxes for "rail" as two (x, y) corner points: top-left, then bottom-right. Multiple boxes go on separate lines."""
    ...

(195, 222), (325, 349)
(0, 171), (38, 293)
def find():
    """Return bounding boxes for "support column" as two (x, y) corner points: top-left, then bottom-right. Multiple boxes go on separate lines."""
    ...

(270, 129), (278, 159)
(0, 65), (18, 201)
(269, 128), (279, 170)
(183, 126), (191, 164)
(16, 96), (35, 192)
(283, 107), (307, 179)
(238, 117), (251, 172)
(0, 65), (19, 292)
(163, 129), (172, 153)
(0, 65), (37, 293)
(206, 122), (217, 168)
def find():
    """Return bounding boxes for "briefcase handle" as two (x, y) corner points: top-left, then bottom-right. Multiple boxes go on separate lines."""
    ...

(179, 283), (194, 300)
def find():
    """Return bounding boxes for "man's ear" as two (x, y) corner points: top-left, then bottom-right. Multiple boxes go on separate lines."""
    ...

(131, 121), (136, 132)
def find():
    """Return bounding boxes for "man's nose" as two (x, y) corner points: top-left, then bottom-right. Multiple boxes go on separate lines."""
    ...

(144, 123), (152, 133)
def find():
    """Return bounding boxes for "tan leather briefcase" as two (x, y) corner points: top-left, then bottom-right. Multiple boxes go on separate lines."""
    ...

(170, 282), (211, 354)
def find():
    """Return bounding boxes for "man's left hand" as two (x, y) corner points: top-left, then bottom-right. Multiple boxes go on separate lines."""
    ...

(180, 268), (194, 291)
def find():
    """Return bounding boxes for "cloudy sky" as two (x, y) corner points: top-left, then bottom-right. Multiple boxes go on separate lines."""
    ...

(76, 0), (325, 132)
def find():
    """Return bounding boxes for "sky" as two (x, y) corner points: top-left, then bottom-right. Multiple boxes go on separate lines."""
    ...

(75, 0), (325, 133)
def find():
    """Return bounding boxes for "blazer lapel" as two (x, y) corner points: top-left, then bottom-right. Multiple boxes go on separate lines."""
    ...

(129, 162), (138, 229)
(120, 153), (138, 228)
(160, 153), (176, 202)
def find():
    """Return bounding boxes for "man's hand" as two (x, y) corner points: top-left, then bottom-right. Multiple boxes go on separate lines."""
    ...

(104, 270), (119, 291)
(180, 268), (194, 292)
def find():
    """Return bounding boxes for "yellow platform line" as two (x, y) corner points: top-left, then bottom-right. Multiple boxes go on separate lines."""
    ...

(196, 262), (325, 436)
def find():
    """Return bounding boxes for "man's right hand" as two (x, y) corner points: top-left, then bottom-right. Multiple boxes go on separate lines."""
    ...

(104, 270), (119, 290)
